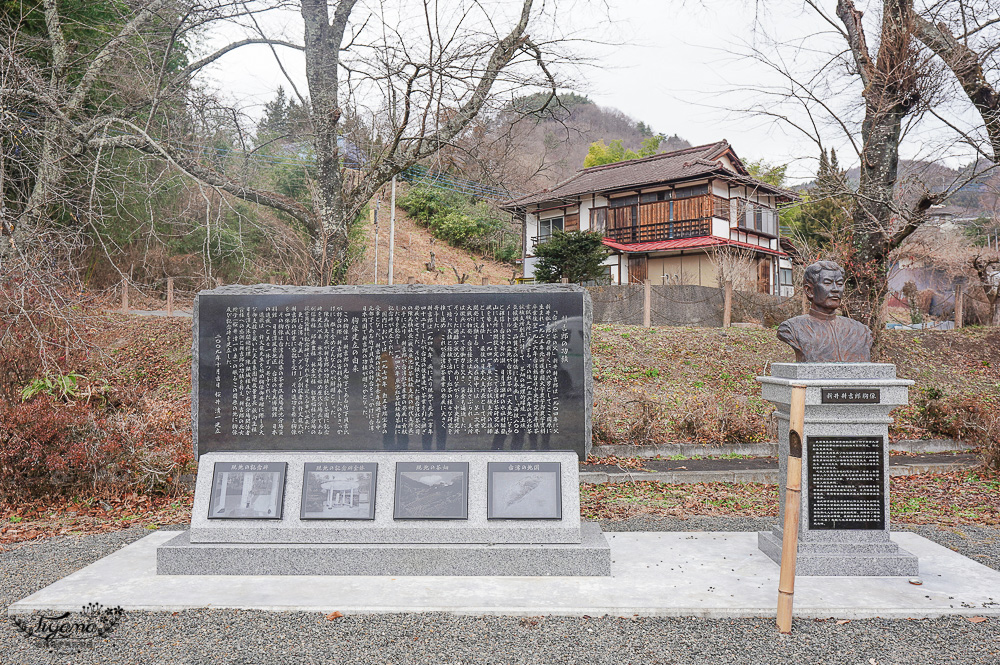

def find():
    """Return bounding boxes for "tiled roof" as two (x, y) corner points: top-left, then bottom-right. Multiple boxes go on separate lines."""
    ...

(602, 236), (787, 257)
(502, 141), (798, 208)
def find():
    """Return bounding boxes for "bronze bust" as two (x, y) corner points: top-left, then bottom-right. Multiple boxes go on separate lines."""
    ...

(777, 260), (873, 362)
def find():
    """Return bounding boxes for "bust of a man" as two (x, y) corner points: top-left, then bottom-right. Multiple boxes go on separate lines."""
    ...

(777, 260), (873, 363)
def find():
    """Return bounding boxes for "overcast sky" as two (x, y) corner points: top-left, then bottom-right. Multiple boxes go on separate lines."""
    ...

(200, 1), (976, 185)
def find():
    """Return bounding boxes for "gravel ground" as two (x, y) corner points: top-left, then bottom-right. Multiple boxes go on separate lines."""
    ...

(2, 519), (998, 665)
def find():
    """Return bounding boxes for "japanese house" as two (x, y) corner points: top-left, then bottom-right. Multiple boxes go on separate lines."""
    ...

(502, 140), (798, 294)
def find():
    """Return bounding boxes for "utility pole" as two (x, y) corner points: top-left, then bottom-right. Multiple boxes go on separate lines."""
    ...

(388, 176), (396, 286)
(373, 193), (380, 284)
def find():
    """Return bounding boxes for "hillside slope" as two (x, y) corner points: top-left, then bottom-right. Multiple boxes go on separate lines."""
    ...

(348, 198), (520, 286)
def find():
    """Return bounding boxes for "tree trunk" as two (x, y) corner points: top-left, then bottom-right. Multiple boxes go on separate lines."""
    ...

(837, 0), (920, 332)
(301, 0), (356, 286)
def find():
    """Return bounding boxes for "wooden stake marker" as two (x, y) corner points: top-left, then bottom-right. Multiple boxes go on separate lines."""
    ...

(777, 383), (806, 634)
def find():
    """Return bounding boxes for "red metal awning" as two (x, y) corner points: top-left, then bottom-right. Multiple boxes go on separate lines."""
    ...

(602, 235), (787, 257)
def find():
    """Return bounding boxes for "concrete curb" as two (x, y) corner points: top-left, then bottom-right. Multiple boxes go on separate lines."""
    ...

(592, 439), (973, 459)
(579, 461), (975, 485)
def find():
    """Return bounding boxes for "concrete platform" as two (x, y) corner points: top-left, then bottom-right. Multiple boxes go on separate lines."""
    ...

(10, 531), (1000, 619)
(157, 523), (610, 576)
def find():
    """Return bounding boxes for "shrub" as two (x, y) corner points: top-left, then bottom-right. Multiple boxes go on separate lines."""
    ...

(0, 394), (193, 500)
(397, 185), (519, 262)
(912, 389), (1000, 470)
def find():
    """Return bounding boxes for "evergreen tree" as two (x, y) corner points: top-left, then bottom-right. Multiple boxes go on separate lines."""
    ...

(533, 231), (609, 283)
(583, 135), (665, 167)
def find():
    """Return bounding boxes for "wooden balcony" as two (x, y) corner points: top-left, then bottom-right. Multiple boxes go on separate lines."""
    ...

(603, 197), (714, 244)
(604, 217), (712, 244)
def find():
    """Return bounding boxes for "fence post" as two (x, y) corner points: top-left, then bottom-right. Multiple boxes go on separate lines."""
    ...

(560, 277), (569, 284)
(166, 277), (174, 317)
(269, 276), (277, 285)
(643, 279), (651, 328)
(723, 280), (733, 329)
(481, 277), (489, 285)
(955, 284), (964, 328)
(407, 276), (415, 285)
(121, 278), (129, 314)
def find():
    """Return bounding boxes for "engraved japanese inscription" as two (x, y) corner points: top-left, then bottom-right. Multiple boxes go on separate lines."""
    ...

(821, 388), (881, 404)
(195, 290), (588, 457)
(807, 436), (885, 530)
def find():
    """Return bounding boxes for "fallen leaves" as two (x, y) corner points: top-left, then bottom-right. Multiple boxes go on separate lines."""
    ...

(0, 494), (193, 545)
(967, 616), (988, 623)
(579, 469), (1000, 526)
(325, 611), (344, 621)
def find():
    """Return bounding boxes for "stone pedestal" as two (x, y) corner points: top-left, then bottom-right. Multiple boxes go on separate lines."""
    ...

(756, 363), (919, 576)
(158, 451), (610, 576)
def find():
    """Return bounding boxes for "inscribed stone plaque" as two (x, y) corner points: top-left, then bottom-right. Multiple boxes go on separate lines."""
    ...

(300, 462), (377, 520)
(207, 462), (286, 519)
(821, 388), (881, 404)
(195, 289), (588, 458)
(807, 436), (885, 530)
(393, 462), (469, 520)
(487, 462), (562, 520)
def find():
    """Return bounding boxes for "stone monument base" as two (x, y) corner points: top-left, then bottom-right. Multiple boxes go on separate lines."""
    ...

(157, 523), (610, 576)
(757, 363), (919, 577)
(757, 527), (918, 576)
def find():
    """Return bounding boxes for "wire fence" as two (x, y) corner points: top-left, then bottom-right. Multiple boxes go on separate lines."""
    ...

(588, 284), (800, 328)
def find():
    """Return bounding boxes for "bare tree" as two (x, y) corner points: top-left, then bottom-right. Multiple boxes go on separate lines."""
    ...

(731, 0), (1000, 332)
(2, 1), (581, 287)
(914, 1), (1000, 164)
(971, 248), (1000, 324)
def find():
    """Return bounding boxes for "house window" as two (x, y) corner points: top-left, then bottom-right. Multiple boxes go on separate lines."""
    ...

(580, 266), (613, 286)
(735, 200), (778, 237)
(536, 216), (563, 242)
(590, 207), (608, 233)
(780, 268), (793, 287)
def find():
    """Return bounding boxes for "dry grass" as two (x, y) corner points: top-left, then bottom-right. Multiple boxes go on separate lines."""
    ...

(592, 325), (1000, 449)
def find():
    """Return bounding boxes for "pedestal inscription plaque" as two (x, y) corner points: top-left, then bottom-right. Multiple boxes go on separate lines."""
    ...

(193, 286), (590, 459)
(807, 436), (885, 530)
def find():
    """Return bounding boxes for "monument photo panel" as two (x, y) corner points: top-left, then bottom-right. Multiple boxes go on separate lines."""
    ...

(393, 462), (469, 520)
(300, 463), (377, 520)
(487, 462), (562, 519)
(207, 462), (286, 519)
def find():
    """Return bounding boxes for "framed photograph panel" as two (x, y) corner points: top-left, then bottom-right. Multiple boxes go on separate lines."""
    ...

(207, 462), (286, 519)
(393, 462), (469, 520)
(300, 463), (377, 520)
(488, 462), (562, 520)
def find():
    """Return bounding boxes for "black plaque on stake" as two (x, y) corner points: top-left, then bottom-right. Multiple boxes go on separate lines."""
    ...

(487, 462), (562, 519)
(393, 462), (469, 520)
(300, 462), (377, 520)
(194, 289), (588, 458)
(807, 436), (885, 530)
(207, 462), (286, 519)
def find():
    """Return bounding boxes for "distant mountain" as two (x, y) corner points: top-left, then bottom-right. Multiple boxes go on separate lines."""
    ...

(506, 93), (691, 189)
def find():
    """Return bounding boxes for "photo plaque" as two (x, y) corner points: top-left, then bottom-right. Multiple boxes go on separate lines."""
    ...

(393, 462), (469, 520)
(807, 435), (885, 530)
(300, 463), (377, 520)
(207, 462), (286, 519)
(487, 462), (562, 519)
